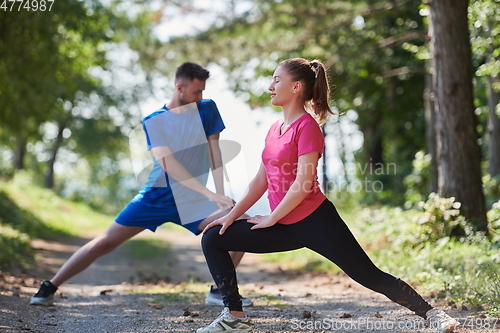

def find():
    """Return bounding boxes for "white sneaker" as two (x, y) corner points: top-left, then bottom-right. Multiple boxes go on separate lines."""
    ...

(205, 287), (253, 307)
(196, 308), (252, 333)
(427, 309), (461, 333)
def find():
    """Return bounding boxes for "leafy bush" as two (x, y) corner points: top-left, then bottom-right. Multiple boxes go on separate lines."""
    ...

(0, 225), (33, 269)
(415, 193), (469, 241)
(348, 193), (470, 249)
(483, 174), (500, 209)
(488, 199), (500, 246)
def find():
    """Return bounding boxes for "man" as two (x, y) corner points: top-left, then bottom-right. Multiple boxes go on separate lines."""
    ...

(30, 62), (252, 307)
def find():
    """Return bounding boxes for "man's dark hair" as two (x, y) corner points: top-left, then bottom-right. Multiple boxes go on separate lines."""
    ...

(175, 62), (210, 82)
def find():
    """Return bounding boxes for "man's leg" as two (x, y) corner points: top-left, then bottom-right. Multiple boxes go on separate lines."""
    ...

(51, 222), (144, 286)
(229, 251), (244, 267)
(31, 222), (144, 305)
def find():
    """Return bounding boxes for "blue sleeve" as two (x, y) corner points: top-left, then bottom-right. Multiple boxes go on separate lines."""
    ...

(143, 112), (168, 151)
(198, 99), (225, 137)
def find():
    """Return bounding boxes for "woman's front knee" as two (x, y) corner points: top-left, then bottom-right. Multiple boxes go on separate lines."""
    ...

(201, 226), (222, 249)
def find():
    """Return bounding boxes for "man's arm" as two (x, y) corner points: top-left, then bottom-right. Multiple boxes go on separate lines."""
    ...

(151, 146), (233, 208)
(207, 132), (225, 195)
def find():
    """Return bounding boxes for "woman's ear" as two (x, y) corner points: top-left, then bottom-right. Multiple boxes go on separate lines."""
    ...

(293, 81), (303, 94)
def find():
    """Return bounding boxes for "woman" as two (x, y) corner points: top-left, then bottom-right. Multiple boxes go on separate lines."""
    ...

(196, 58), (460, 333)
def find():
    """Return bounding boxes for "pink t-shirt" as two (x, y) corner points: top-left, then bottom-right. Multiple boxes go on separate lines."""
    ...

(262, 112), (327, 225)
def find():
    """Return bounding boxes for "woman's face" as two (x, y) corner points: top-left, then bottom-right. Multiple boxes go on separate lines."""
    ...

(268, 66), (297, 107)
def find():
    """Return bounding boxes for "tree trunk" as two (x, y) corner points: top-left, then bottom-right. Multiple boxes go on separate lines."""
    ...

(45, 120), (68, 189)
(488, 75), (500, 177)
(425, 16), (438, 193)
(365, 127), (383, 169)
(424, 70), (438, 193)
(13, 135), (27, 170)
(429, 0), (488, 231)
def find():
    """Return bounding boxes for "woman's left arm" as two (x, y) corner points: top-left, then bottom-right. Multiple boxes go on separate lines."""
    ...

(248, 151), (319, 229)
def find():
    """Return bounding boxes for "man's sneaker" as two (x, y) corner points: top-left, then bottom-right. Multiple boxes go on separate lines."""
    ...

(427, 308), (461, 333)
(205, 286), (253, 307)
(196, 307), (252, 333)
(30, 281), (58, 306)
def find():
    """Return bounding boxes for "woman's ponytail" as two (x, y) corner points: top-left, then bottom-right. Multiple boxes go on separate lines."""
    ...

(309, 60), (332, 124)
(279, 58), (333, 124)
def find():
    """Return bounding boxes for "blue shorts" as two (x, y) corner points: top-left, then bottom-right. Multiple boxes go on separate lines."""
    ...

(114, 191), (219, 235)
(115, 188), (219, 235)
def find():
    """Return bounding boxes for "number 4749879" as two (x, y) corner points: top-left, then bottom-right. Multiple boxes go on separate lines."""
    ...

(1, 0), (55, 11)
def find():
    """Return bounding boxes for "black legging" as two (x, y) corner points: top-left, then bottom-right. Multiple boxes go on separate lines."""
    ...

(202, 199), (433, 318)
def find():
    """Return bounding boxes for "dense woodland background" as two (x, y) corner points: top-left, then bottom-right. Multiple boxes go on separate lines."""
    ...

(1, 0), (499, 234)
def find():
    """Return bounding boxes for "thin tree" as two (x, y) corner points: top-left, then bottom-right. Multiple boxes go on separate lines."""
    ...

(488, 75), (500, 177)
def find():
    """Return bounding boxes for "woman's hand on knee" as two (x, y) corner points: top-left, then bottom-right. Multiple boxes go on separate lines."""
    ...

(247, 215), (277, 230)
(202, 214), (235, 235)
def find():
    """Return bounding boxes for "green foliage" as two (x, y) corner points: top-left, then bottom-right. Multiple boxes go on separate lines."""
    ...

(375, 237), (500, 316)
(2, 172), (112, 232)
(0, 172), (112, 269)
(0, 225), (32, 269)
(404, 151), (432, 204)
(415, 193), (469, 241)
(161, 0), (428, 205)
(483, 175), (500, 209)
(469, 0), (500, 80)
(0, 0), (152, 213)
(154, 0), (499, 211)
(488, 199), (500, 246)
(350, 193), (470, 248)
(349, 195), (500, 313)
(0, 180), (66, 240)
(488, 199), (500, 227)
(264, 249), (341, 274)
(124, 238), (172, 260)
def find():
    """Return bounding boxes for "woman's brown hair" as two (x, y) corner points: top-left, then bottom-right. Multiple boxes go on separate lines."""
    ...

(279, 58), (333, 124)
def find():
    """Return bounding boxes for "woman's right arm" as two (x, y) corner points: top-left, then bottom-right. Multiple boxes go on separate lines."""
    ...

(203, 163), (268, 234)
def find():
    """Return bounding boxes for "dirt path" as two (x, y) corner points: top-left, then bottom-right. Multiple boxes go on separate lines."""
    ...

(0, 226), (498, 333)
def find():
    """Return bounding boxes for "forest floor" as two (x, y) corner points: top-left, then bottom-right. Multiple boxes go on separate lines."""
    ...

(0, 226), (498, 333)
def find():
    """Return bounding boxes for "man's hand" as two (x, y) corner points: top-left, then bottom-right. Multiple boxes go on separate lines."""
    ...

(205, 191), (234, 210)
(247, 215), (277, 230)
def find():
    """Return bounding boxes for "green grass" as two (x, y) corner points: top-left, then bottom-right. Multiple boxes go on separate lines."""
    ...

(254, 293), (288, 307)
(123, 238), (173, 260)
(0, 173), (111, 236)
(0, 172), (113, 269)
